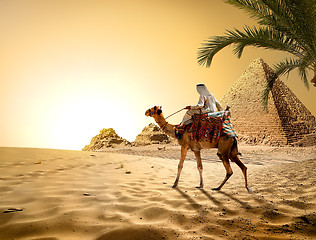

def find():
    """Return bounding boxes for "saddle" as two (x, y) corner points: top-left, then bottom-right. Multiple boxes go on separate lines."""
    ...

(175, 110), (237, 142)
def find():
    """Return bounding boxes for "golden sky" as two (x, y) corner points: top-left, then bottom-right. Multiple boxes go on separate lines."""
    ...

(1, 0), (315, 150)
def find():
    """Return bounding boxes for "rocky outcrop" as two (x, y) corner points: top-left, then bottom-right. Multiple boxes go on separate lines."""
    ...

(133, 123), (170, 146)
(82, 128), (131, 151)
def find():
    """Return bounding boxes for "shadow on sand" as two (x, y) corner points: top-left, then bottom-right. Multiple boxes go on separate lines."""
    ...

(174, 187), (202, 210)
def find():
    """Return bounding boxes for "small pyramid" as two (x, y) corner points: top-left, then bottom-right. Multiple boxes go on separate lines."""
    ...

(82, 128), (131, 151)
(134, 123), (170, 146)
(221, 58), (316, 146)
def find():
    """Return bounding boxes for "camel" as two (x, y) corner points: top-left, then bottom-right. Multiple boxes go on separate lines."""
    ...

(145, 106), (252, 193)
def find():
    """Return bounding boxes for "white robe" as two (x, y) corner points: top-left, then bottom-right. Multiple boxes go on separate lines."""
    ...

(181, 93), (222, 125)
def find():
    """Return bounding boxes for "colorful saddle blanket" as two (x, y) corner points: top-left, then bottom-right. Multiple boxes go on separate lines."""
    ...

(176, 110), (237, 142)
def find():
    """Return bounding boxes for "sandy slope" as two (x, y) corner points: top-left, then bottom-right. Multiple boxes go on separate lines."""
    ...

(0, 146), (315, 240)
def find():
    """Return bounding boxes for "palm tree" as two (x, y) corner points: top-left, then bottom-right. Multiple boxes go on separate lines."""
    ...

(197, 0), (316, 107)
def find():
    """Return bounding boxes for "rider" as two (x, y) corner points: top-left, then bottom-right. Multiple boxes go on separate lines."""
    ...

(179, 83), (223, 127)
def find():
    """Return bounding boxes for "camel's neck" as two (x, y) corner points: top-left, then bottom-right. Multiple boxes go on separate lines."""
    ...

(153, 114), (177, 139)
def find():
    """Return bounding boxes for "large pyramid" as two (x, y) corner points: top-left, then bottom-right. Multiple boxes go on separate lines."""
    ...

(221, 58), (316, 146)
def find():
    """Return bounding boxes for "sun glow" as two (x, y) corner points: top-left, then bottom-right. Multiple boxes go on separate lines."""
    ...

(1, 0), (315, 150)
(45, 77), (150, 150)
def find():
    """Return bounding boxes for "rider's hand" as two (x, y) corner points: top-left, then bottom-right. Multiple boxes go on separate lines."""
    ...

(185, 106), (191, 110)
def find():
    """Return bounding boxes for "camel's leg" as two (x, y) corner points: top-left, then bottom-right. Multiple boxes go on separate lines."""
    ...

(172, 145), (188, 188)
(231, 155), (253, 193)
(213, 155), (233, 191)
(193, 150), (203, 189)
(213, 137), (234, 191)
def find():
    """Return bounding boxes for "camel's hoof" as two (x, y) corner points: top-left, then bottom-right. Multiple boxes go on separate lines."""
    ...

(212, 187), (220, 191)
(247, 187), (253, 194)
(172, 184), (177, 188)
(195, 186), (203, 189)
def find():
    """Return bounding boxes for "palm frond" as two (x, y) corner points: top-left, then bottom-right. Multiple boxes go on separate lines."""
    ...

(273, 58), (303, 77)
(262, 57), (311, 109)
(265, 0), (316, 58)
(274, 56), (312, 87)
(298, 65), (310, 89)
(198, 26), (303, 67)
(262, 71), (277, 111)
(197, 34), (236, 67)
(225, 0), (273, 23)
(226, 0), (316, 58)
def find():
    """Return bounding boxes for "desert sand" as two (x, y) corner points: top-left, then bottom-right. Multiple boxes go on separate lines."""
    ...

(0, 145), (315, 240)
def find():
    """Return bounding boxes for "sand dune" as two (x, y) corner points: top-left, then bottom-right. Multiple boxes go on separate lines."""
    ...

(0, 146), (315, 240)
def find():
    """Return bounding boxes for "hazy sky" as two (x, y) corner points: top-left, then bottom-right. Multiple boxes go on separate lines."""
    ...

(1, 0), (315, 150)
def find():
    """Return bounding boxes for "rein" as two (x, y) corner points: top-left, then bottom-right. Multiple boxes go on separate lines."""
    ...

(152, 107), (186, 130)
(164, 107), (186, 120)
(150, 107), (186, 130)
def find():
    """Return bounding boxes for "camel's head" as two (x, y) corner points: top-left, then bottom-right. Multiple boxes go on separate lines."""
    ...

(145, 106), (162, 117)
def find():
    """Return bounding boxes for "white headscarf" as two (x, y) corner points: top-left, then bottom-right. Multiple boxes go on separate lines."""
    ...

(196, 84), (211, 96)
(192, 83), (223, 112)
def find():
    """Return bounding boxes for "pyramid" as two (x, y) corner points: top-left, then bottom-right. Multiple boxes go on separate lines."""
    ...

(133, 123), (171, 146)
(221, 58), (316, 146)
(82, 128), (131, 151)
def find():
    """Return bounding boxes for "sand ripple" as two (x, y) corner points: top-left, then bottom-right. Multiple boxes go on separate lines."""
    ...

(0, 147), (315, 240)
